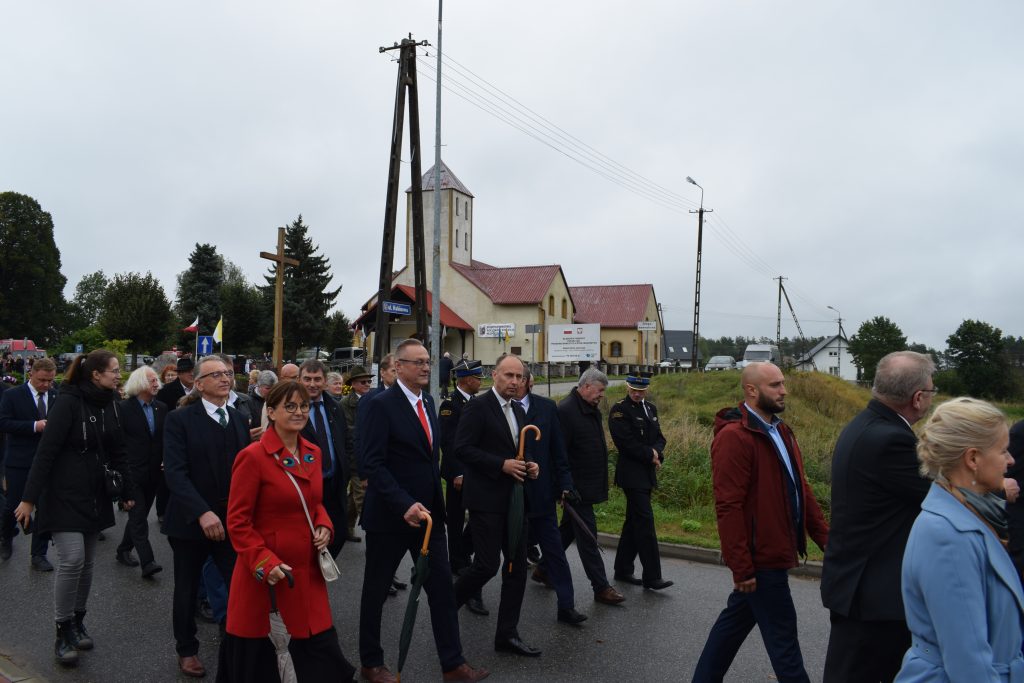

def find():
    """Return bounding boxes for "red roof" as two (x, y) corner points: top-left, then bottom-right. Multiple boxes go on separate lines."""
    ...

(451, 261), (565, 305)
(353, 285), (472, 331)
(570, 284), (657, 327)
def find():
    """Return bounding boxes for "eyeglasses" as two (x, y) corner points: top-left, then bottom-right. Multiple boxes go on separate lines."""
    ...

(283, 402), (311, 414)
(919, 386), (939, 395)
(397, 358), (431, 368)
(354, 379), (373, 385)
(103, 368), (121, 375)
(198, 371), (233, 380)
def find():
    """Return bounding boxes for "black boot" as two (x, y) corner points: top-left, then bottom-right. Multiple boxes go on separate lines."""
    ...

(54, 621), (79, 666)
(72, 611), (94, 650)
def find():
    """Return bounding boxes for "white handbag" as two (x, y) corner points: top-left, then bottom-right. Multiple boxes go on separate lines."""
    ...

(278, 458), (340, 583)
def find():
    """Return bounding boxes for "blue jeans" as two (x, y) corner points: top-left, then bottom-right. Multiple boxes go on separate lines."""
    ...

(202, 555), (228, 622)
(529, 511), (575, 610)
(692, 569), (809, 683)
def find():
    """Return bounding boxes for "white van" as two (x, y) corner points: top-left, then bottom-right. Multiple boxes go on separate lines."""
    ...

(737, 344), (781, 369)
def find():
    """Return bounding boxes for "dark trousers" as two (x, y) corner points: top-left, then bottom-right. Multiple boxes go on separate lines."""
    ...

(322, 476), (346, 558)
(155, 473), (170, 518)
(168, 535), (236, 657)
(117, 471), (158, 566)
(557, 501), (609, 593)
(1, 465), (50, 556)
(454, 510), (528, 641)
(529, 511), (575, 610)
(359, 529), (464, 672)
(614, 487), (663, 582)
(444, 482), (473, 573)
(692, 569), (809, 683)
(822, 612), (910, 683)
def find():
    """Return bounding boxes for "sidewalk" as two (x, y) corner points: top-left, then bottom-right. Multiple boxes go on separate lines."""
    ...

(0, 654), (44, 683)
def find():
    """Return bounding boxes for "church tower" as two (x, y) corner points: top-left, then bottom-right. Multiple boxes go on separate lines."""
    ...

(403, 161), (474, 280)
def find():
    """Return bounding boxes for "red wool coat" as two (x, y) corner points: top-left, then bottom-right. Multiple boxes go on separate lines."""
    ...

(226, 427), (335, 638)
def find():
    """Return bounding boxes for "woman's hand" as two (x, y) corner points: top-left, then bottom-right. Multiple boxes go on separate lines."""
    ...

(13, 502), (34, 529)
(267, 563), (293, 586)
(313, 525), (332, 550)
(121, 499), (136, 510)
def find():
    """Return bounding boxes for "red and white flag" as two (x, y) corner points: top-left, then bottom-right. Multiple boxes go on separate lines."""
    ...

(182, 316), (199, 333)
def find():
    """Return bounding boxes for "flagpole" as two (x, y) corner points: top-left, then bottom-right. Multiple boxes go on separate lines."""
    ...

(194, 313), (199, 359)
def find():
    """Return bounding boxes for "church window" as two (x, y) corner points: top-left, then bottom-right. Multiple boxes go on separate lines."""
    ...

(561, 298), (567, 319)
(548, 296), (555, 316)
(456, 229), (460, 248)
(610, 341), (623, 357)
(456, 200), (459, 216)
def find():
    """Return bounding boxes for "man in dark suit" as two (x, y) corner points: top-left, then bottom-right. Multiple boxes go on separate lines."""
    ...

(1006, 420), (1024, 575)
(516, 368), (586, 625)
(155, 357), (195, 410)
(115, 366), (167, 578)
(820, 351), (936, 682)
(439, 360), (488, 615)
(162, 355), (250, 678)
(299, 359), (349, 558)
(357, 339), (488, 683)
(0, 356), (57, 570)
(454, 354), (542, 657)
(609, 374), (672, 589)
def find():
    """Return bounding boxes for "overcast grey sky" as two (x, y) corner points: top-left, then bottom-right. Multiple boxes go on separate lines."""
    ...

(3, 1), (1022, 349)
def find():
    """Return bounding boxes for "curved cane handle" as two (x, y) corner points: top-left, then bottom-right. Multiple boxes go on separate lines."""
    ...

(419, 511), (433, 556)
(516, 424), (542, 461)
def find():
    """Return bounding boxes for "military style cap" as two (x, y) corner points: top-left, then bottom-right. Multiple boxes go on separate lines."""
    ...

(625, 374), (650, 391)
(455, 360), (484, 378)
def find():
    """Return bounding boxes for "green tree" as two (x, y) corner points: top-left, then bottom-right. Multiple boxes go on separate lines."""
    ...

(0, 192), (68, 345)
(323, 310), (354, 350)
(67, 270), (109, 330)
(52, 325), (108, 356)
(946, 319), (1012, 398)
(219, 279), (270, 356)
(263, 216), (342, 359)
(100, 272), (172, 362)
(174, 243), (223, 337)
(847, 316), (907, 382)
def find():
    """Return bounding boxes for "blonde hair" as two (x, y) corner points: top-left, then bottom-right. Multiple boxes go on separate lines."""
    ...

(916, 397), (1008, 480)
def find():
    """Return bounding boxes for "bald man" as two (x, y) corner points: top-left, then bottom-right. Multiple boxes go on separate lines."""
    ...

(693, 363), (829, 683)
(279, 363), (300, 382)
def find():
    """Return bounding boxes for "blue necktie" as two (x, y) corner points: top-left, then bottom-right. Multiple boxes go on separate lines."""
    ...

(143, 402), (155, 435)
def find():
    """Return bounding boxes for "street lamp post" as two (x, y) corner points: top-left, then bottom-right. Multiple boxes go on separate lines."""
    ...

(827, 305), (843, 378)
(687, 176), (712, 371)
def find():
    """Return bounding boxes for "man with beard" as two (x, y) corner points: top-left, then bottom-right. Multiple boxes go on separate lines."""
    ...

(693, 363), (829, 683)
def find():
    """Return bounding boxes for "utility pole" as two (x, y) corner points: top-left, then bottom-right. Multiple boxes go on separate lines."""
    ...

(429, 1), (444, 398)
(686, 177), (713, 370)
(775, 275), (786, 351)
(373, 35), (431, 373)
(828, 305), (844, 378)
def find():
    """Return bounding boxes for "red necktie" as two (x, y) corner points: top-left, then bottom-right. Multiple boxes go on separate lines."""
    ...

(416, 399), (432, 448)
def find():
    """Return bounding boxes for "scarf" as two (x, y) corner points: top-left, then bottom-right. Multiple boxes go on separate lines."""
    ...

(956, 486), (1010, 542)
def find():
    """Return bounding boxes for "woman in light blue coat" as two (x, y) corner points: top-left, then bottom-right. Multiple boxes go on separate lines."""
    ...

(896, 397), (1024, 682)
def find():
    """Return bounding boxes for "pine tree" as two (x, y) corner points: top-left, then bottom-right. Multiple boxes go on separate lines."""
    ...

(174, 243), (224, 338)
(100, 272), (172, 361)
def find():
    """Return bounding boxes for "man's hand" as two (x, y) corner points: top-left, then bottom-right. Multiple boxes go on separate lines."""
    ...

(313, 525), (331, 550)
(121, 499), (136, 511)
(403, 502), (430, 528)
(525, 461), (539, 480)
(734, 578), (756, 593)
(268, 562), (293, 586)
(453, 475), (464, 491)
(502, 458), (528, 482)
(652, 449), (662, 470)
(13, 501), (34, 529)
(198, 511), (225, 541)
(1005, 477), (1021, 503)
(249, 426), (264, 442)
(34, 420), (46, 433)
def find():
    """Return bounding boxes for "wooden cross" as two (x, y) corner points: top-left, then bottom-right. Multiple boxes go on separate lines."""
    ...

(260, 226), (300, 369)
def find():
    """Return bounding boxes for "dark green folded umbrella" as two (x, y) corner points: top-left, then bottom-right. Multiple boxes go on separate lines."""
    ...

(507, 424), (541, 573)
(397, 512), (433, 683)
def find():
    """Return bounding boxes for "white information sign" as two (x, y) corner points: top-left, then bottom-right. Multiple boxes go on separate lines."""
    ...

(477, 323), (516, 338)
(547, 324), (601, 362)
(637, 321), (657, 331)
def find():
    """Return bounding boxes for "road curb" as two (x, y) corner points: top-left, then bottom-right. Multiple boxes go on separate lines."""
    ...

(0, 653), (45, 683)
(596, 531), (823, 579)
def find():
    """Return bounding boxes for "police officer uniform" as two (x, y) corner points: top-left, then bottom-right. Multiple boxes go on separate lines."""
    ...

(608, 374), (672, 589)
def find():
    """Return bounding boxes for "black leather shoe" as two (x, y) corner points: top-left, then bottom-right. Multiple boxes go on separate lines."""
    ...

(466, 595), (489, 616)
(614, 572), (643, 586)
(0, 538), (11, 561)
(494, 636), (542, 657)
(31, 555), (54, 572)
(557, 607), (588, 625)
(387, 584), (398, 597)
(643, 578), (674, 590)
(141, 562), (163, 578)
(115, 550), (139, 567)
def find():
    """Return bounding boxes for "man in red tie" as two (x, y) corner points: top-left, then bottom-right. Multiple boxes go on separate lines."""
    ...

(357, 339), (489, 683)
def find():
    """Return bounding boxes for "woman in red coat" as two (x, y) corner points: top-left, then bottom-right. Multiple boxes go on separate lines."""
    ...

(218, 380), (355, 683)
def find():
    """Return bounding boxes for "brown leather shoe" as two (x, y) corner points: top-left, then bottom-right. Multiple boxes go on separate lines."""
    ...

(594, 585), (626, 605)
(442, 662), (491, 681)
(360, 665), (398, 683)
(178, 655), (206, 678)
(531, 566), (553, 589)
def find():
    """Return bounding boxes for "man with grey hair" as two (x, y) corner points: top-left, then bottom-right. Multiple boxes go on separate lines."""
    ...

(820, 351), (937, 682)
(553, 367), (625, 605)
(252, 369), (277, 429)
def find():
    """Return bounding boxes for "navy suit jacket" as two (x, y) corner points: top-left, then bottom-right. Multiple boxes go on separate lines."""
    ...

(522, 393), (574, 517)
(300, 392), (349, 518)
(0, 383), (59, 469)
(359, 382), (445, 535)
(161, 400), (250, 540)
(455, 388), (522, 514)
(118, 397), (167, 484)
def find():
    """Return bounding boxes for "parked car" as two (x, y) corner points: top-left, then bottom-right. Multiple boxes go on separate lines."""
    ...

(328, 347), (366, 372)
(736, 344), (782, 369)
(658, 359), (677, 368)
(704, 355), (737, 372)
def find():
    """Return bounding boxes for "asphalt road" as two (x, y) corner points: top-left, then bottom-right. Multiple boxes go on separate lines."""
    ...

(0, 510), (830, 682)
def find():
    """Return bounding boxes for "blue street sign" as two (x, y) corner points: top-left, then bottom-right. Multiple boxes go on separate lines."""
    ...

(382, 300), (413, 316)
(198, 335), (215, 355)
(74, 343), (84, 353)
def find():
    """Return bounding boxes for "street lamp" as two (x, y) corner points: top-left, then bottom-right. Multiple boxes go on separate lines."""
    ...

(686, 176), (711, 370)
(827, 305), (842, 378)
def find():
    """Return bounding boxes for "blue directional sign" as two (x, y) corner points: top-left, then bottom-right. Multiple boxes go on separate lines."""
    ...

(382, 300), (413, 316)
(74, 343), (84, 353)
(197, 335), (215, 355)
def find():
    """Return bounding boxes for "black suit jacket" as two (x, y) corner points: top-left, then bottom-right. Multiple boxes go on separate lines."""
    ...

(820, 399), (930, 620)
(1005, 420), (1024, 574)
(609, 397), (666, 490)
(118, 397), (166, 486)
(359, 382), (445, 534)
(356, 385), (387, 479)
(522, 393), (573, 517)
(0, 383), (59, 469)
(161, 400), (249, 540)
(455, 388), (522, 514)
(300, 393), (349, 516)
(439, 389), (471, 481)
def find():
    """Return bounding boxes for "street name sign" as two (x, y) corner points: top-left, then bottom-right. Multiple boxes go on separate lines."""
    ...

(382, 300), (412, 316)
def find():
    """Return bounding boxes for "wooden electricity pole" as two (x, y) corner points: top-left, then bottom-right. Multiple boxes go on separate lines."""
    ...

(260, 226), (300, 369)
(373, 34), (431, 368)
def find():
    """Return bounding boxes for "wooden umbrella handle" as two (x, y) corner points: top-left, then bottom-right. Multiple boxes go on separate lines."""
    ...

(419, 511), (433, 556)
(516, 424), (542, 461)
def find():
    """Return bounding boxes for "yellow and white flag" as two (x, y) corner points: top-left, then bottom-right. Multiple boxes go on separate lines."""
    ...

(213, 318), (223, 344)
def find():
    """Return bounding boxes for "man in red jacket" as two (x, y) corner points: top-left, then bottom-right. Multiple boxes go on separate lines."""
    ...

(692, 363), (828, 683)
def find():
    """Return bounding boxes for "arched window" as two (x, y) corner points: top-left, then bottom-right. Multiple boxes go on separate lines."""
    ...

(610, 341), (623, 358)
(548, 295), (555, 316)
(456, 229), (460, 248)
(561, 297), (567, 319)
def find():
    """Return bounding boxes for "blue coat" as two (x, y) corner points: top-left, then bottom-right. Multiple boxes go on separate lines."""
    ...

(0, 383), (58, 469)
(896, 483), (1024, 682)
